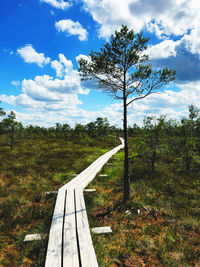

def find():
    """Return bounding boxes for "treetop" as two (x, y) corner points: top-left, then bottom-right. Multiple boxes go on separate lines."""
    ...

(78, 25), (175, 103)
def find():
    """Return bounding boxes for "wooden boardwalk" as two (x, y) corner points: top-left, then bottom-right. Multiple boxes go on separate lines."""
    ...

(45, 138), (124, 267)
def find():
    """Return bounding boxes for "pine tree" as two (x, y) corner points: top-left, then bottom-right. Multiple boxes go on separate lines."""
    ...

(78, 25), (175, 201)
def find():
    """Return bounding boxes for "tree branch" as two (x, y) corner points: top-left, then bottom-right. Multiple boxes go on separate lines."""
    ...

(127, 89), (156, 106)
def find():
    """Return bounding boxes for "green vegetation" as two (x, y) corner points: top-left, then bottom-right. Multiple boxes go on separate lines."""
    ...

(0, 123), (119, 266)
(85, 149), (200, 265)
(1, 103), (200, 266)
(85, 107), (200, 266)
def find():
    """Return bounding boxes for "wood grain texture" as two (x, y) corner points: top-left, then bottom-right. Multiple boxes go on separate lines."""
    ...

(45, 138), (124, 267)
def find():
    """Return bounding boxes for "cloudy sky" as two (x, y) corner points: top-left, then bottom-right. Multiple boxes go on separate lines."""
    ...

(1, 0), (200, 127)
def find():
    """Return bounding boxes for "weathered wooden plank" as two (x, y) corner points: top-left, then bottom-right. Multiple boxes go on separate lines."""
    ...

(62, 188), (80, 266)
(83, 188), (96, 192)
(77, 229), (98, 267)
(75, 189), (89, 229)
(45, 139), (124, 266)
(91, 227), (112, 234)
(64, 189), (76, 229)
(24, 233), (47, 241)
(75, 189), (98, 266)
(45, 189), (66, 267)
(63, 228), (80, 267)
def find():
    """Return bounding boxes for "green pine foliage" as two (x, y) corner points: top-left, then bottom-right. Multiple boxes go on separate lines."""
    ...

(78, 25), (175, 201)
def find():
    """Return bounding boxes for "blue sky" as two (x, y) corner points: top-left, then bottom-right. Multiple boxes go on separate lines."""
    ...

(1, 0), (200, 127)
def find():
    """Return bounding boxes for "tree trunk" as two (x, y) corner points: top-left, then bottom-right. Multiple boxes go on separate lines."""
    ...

(123, 94), (130, 201)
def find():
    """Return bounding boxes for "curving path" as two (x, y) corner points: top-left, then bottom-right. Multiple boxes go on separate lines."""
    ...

(45, 138), (124, 267)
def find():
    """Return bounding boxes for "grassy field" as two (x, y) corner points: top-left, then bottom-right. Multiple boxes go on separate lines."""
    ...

(1, 133), (200, 266)
(0, 136), (118, 266)
(85, 138), (200, 266)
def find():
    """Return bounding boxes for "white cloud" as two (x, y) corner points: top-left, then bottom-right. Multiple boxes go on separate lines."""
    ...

(21, 71), (89, 103)
(51, 60), (64, 77)
(51, 53), (74, 77)
(3, 45), (200, 128)
(0, 93), (82, 112)
(2, 80), (200, 127)
(12, 108), (88, 127)
(0, 94), (17, 105)
(80, 0), (200, 84)
(16, 94), (45, 109)
(22, 77), (61, 101)
(55, 19), (88, 41)
(145, 39), (181, 60)
(11, 81), (20, 86)
(181, 19), (200, 56)
(44, 94), (82, 110)
(17, 44), (50, 67)
(83, 81), (200, 127)
(0, 94), (45, 109)
(40, 0), (70, 10)
(59, 53), (73, 71)
(147, 17), (200, 60)
(1, 53), (89, 113)
(82, 0), (200, 56)
(126, 81), (200, 123)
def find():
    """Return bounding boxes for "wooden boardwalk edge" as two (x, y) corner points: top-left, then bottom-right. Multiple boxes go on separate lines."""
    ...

(45, 138), (124, 267)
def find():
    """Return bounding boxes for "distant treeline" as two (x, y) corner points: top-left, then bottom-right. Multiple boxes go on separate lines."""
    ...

(0, 105), (200, 139)
(1, 105), (200, 174)
(0, 115), (121, 139)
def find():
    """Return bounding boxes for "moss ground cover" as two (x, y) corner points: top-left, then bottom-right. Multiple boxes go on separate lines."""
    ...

(85, 139), (200, 266)
(0, 136), (117, 266)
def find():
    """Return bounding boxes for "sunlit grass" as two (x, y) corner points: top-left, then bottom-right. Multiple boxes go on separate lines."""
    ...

(85, 144), (200, 266)
(0, 136), (116, 266)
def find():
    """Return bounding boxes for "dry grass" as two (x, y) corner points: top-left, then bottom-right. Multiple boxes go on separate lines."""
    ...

(0, 136), (117, 266)
(85, 143), (200, 266)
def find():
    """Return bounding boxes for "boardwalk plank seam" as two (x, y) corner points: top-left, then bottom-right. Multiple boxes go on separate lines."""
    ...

(61, 190), (67, 267)
(45, 138), (124, 267)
